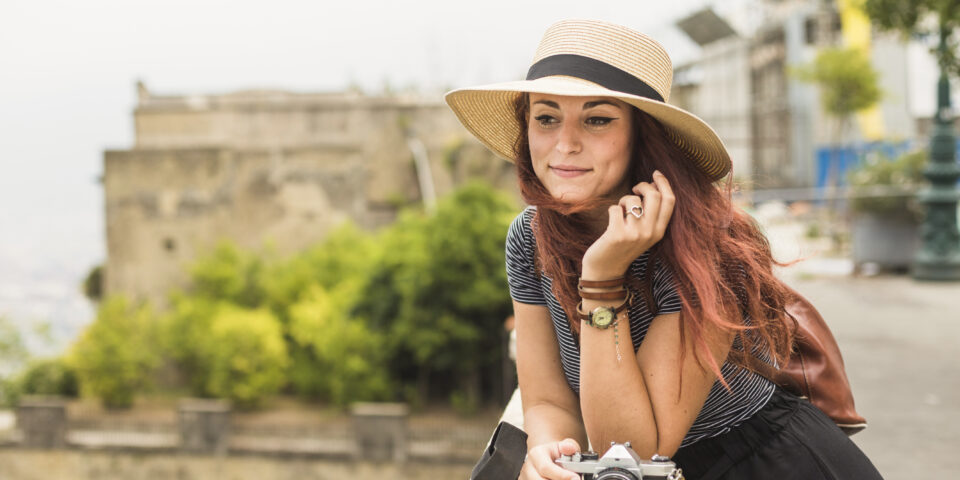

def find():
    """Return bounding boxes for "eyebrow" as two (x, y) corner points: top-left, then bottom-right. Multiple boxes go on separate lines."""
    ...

(531, 99), (622, 110)
(532, 100), (560, 108)
(583, 100), (621, 109)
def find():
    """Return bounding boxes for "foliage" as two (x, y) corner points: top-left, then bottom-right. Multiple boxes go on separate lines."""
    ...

(159, 295), (220, 395)
(792, 47), (883, 118)
(0, 316), (28, 406)
(354, 182), (516, 403)
(287, 284), (391, 407)
(189, 242), (266, 308)
(202, 305), (289, 409)
(0, 316), (27, 373)
(259, 223), (378, 320)
(68, 182), (519, 409)
(849, 149), (928, 218)
(69, 297), (160, 408)
(16, 357), (79, 397)
(864, 0), (960, 76)
(82, 264), (104, 302)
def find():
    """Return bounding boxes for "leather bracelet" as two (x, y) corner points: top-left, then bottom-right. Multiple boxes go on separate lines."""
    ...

(578, 277), (625, 289)
(576, 291), (633, 328)
(578, 285), (629, 300)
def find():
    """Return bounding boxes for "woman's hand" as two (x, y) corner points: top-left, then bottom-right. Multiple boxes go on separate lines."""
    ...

(520, 438), (582, 480)
(582, 170), (675, 280)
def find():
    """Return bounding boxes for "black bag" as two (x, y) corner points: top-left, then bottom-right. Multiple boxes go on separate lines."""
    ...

(471, 421), (528, 480)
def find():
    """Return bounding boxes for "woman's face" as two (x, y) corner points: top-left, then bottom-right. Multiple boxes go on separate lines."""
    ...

(527, 93), (635, 203)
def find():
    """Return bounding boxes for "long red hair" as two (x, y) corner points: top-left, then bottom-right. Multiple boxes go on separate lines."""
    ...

(511, 93), (795, 382)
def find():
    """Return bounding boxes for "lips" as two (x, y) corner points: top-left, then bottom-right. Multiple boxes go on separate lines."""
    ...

(550, 165), (591, 178)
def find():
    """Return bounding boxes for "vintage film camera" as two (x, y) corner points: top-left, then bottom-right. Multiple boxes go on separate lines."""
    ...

(555, 442), (684, 480)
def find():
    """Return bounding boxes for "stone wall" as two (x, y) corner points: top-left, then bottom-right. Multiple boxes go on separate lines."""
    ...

(104, 83), (516, 304)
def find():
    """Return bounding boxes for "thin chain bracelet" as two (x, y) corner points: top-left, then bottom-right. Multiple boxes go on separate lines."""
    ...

(613, 316), (623, 363)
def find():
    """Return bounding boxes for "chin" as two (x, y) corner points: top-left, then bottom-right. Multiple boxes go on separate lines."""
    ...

(551, 189), (590, 203)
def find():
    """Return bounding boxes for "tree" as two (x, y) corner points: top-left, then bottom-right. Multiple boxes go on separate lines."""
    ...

(0, 316), (28, 406)
(69, 297), (159, 408)
(865, 0), (960, 280)
(201, 305), (289, 409)
(287, 284), (391, 407)
(864, 0), (960, 76)
(82, 265), (104, 303)
(188, 242), (266, 308)
(354, 182), (517, 407)
(793, 46), (883, 249)
(793, 46), (882, 148)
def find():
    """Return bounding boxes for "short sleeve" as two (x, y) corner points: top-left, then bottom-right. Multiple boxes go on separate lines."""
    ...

(652, 256), (683, 314)
(505, 208), (547, 306)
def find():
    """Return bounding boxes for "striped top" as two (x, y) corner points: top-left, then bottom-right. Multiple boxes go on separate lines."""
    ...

(506, 207), (775, 448)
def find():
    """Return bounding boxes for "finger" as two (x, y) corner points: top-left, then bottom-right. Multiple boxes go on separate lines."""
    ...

(632, 183), (661, 231)
(530, 447), (579, 480)
(631, 181), (651, 196)
(606, 204), (625, 235)
(558, 438), (581, 456)
(651, 170), (675, 234)
(617, 194), (644, 219)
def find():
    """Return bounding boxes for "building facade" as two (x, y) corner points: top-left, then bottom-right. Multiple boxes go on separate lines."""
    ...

(103, 83), (510, 304)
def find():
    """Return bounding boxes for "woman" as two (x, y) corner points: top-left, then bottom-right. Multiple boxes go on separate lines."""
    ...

(446, 20), (882, 480)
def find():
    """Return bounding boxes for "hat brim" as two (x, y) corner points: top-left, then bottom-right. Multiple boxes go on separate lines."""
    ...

(445, 76), (731, 181)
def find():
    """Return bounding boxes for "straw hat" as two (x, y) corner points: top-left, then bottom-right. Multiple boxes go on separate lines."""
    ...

(444, 19), (731, 181)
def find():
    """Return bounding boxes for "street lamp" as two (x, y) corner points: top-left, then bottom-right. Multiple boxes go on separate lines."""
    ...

(913, 25), (960, 280)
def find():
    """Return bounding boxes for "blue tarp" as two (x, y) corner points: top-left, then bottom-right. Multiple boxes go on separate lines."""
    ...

(814, 140), (960, 189)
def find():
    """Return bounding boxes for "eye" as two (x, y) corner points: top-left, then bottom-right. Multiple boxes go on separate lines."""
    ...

(534, 114), (558, 127)
(585, 116), (615, 127)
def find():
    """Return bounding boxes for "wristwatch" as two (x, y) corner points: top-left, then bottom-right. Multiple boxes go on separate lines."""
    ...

(576, 292), (632, 329)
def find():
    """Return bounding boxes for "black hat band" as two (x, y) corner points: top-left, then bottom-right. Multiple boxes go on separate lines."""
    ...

(525, 54), (665, 103)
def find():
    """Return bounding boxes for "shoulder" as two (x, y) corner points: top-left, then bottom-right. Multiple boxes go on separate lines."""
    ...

(506, 206), (537, 251)
(507, 206), (536, 237)
(506, 205), (538, 266)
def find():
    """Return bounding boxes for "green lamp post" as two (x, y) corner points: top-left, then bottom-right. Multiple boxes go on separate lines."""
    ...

(913, 25), (960, 280)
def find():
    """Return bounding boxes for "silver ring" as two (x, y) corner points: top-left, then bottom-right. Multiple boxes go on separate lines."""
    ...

(629, 204), (644, 219)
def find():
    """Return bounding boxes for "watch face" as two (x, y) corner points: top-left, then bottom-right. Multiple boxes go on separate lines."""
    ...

(592, 307), (614, 328)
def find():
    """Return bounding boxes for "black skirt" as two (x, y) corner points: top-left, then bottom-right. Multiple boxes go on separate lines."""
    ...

(672, 388), (883, 480)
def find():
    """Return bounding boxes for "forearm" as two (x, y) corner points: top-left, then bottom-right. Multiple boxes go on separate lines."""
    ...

(523, 402), (588, 450)
(578, 300), (659, 456)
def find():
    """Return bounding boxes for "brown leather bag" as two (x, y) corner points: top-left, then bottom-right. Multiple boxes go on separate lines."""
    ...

(750, 288), (868, 436)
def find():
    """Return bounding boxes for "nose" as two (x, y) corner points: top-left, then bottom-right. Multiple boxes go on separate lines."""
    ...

(555, 119), (582, 155)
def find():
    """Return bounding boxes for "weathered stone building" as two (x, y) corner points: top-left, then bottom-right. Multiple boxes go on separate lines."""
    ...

(103, 83), (511, 304)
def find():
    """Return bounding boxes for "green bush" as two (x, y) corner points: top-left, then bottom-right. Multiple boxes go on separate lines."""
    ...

(69, 297), (159, 408)
(0, 316), (27, 406)
(202, 305), (289, 409)
(849, 150), (927, 219)
(17, 357), (79, 397)
(189, 242), (266, 308)
(354, 182), (516, 405)
(159, 295), (219, 395)
(287, 284), (391, 406)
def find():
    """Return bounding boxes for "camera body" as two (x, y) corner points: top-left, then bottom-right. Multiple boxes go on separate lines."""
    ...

(555, 442), (684, 480)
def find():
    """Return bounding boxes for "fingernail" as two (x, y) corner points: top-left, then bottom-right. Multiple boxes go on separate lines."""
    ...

(654, 170), (662, 176)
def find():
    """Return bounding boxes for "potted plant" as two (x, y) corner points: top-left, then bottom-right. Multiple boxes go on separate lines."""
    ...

(848, 149), (927, 272)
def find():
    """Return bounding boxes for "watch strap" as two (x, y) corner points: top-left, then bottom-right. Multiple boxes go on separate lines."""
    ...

(578, 277), (626, 289)
(576, 291), (632, 327)
(578, 285), (629, 300)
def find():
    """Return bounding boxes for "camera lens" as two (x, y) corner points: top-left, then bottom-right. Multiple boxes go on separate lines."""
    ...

(594, 467), (639, 480)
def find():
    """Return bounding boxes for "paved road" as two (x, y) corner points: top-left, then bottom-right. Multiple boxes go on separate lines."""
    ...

(781, 274), (960, 480)
(759, 210), (959, 479)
